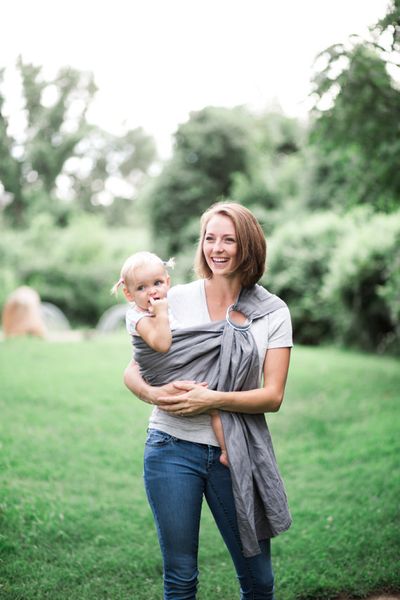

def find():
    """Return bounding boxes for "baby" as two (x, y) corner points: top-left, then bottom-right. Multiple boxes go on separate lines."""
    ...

(112, 251), (228, 466)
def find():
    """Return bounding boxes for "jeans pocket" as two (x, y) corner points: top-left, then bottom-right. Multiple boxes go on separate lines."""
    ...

(145, 428), (177, 447)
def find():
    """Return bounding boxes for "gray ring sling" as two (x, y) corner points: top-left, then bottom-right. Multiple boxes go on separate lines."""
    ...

(133, 284), (292, 557)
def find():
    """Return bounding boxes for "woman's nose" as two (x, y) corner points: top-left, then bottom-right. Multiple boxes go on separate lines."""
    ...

(213, 240), (223, 252)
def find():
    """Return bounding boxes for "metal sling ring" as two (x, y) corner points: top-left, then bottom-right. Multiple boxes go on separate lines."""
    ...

(225, 304), (253, 332)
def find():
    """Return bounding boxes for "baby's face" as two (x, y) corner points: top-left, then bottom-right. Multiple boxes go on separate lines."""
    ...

(125, 263), (170, 311)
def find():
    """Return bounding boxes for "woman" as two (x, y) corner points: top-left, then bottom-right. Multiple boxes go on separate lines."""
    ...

(124, 202), (292, 600)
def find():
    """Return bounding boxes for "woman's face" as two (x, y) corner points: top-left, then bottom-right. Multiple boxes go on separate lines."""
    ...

(202, 214), (238, 278)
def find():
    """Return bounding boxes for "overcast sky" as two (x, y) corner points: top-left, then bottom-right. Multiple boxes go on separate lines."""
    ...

(1, 0), (390, 156)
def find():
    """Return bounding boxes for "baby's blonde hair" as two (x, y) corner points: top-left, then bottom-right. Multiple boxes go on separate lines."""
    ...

(111, 251), (175, 296)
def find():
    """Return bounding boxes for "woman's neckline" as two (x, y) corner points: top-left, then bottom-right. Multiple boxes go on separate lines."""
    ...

(201, 278), (242, 322)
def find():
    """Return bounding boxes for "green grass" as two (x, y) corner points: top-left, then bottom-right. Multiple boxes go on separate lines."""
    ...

(0, 337), (399, 599)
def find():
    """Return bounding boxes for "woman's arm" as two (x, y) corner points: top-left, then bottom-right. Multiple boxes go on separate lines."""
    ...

(123, 360), (201, 404)
(157, 347), (291, 415)
(124, 360), (158, 404)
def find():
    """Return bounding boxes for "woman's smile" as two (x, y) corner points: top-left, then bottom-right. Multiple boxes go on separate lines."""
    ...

(211, 257), (229, 264)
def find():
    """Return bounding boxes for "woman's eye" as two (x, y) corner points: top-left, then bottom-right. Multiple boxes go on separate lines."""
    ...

(204, 236), (214, 242)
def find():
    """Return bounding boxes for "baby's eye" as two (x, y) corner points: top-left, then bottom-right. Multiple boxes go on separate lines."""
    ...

(154, 280), (163, 286)
(137, 285), (145, 291)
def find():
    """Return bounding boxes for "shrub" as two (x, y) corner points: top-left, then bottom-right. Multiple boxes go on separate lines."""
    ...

(322, 210), (400, 353)
(265, 212), (343, 344)
(266, 209), (400, 353)
(0, 215), (150, 326)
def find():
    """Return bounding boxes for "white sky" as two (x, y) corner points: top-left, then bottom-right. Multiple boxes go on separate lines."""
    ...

(1, 0), (390, 157)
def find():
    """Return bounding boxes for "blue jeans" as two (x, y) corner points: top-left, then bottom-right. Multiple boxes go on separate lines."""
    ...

(144, 429), (275, 600)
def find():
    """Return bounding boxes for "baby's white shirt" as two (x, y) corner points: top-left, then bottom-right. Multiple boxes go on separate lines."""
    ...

(126, 303), (179, 337)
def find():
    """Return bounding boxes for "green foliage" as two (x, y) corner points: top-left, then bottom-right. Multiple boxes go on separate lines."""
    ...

(146, 106), (307, 256)
(309, 7), (400, 213)
(0, 59), (156, 228)
(0, 216), (150, 326)
(322, 210), (400, 352)
(264, 0), (400, 353)
(265, 212), (342, 344)
(0, 60), (96, 226)
(147, 106), (258, 255)
(267, 209), (400, 353)
(69, 126), (157, 222)
(1, 341), (399, 599)
(230, 112), (306, 232)
(376, 0), (400, 53)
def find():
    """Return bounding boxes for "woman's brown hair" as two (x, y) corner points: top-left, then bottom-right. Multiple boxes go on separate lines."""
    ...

(194, 202), (266, 288)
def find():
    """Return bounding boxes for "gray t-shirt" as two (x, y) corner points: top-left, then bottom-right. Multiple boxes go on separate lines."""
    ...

(148, 279), (293, 446)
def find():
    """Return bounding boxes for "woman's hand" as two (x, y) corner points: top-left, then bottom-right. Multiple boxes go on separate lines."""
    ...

(124, 360), (196, 405)
(156, 380), (204, 399)
(157, 382), (216, 416)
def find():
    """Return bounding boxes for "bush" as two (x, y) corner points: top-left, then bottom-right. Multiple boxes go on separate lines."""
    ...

(265, 212), (342, 344)
(322, 209), (400, 353)
(0, 215), (150, 326)
(266, 209), (400, 353)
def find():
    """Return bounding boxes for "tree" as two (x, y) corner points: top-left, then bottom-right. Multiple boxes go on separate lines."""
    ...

(308, 0), (400, 212)
(0, 59), (96, 225)
(0, 59), (156, 227)
(65, 125), (157, 223)
(145, 106), (256, 256)
(145, 106), (306, 257)
(230, 110), (306, 233)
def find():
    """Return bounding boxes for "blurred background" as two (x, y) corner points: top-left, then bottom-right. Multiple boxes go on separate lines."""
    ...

(1, 0), (399, 354)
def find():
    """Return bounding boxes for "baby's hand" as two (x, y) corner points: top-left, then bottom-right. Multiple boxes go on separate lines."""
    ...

(149, 297), (168, 316)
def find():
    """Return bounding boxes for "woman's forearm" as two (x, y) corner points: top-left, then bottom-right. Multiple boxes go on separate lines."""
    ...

(212, 384), (284, 414)
(123, 361), (157, 404)
(157, 379), (286, 415)
(213, 347), (290, 413)
(157, 383), (285, 416)
(157, 347), (291, 417)
(124, 361), (200, 406)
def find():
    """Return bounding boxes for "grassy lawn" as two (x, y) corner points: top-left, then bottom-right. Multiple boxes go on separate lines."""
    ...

(0, 337), (399, 599)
